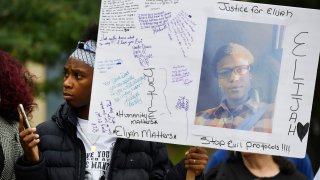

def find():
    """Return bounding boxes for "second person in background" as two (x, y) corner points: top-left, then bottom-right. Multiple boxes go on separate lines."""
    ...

(0, 50), (36, 180)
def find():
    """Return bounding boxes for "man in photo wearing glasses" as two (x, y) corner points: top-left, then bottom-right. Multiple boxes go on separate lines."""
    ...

(194, 42), (274, 133)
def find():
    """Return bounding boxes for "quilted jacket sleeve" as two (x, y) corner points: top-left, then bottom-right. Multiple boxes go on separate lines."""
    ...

(15, 154), (47, 180)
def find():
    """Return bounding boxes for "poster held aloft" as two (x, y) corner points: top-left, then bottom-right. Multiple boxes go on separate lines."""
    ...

(89, 0), (320, 158)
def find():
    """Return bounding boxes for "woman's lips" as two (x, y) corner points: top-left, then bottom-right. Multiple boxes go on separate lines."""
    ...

(63, 92), (73, 100)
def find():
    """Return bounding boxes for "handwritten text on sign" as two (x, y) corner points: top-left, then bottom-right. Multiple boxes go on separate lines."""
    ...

(217, 2), (293, 18)
(90, 0), (320, 158)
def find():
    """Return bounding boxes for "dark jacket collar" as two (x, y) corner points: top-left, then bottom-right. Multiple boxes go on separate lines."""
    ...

(52, 103), (78, 132)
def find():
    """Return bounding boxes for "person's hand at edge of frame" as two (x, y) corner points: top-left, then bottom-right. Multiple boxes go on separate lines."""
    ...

(185, 146), (208, 176)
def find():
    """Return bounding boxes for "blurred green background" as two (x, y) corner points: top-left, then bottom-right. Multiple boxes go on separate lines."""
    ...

(1, 0), (319, 172)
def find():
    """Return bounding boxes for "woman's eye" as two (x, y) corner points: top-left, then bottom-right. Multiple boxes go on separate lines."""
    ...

(75, 73), (82, 79)
(64, 72), (69, 78)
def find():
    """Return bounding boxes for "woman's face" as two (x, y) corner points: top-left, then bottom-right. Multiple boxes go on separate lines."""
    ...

(63, 58), (93, 109)
(217, 54), (252, 105)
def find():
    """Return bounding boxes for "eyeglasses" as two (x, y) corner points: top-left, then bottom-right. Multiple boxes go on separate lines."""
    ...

(77, 41), (96, 54)
(218, 65), (250, 79)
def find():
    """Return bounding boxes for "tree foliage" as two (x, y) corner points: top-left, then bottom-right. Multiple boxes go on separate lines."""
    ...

(0, 0), (100, 95)
(0, 0), (100, 65)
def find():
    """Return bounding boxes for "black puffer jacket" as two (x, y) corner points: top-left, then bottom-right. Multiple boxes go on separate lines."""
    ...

(15, 103), (190, 180)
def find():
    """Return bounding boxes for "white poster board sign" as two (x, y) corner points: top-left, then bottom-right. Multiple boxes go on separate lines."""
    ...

(315, 167), (320, 180)
(89, 0), (320, 158)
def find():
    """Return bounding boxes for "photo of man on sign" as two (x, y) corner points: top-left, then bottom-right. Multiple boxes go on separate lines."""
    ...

(195, 18), (284, 133)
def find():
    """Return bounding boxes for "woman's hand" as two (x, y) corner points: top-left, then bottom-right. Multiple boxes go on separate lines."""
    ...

(184, 146), (208, 176)
(18, 112), (40, 163)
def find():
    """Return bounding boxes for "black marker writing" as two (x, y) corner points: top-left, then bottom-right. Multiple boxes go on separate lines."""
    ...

(267, 8), (293, 18)
(113, 126), (177, 140)
(217, 1), (293, 18)
(115, 110), (158, 124)
(200, 137), (225, 147)
(113, 126), (139, 138)
(93, 99), (115, 134)
(292, 32), (308, 57)
(281, 143), (291, 154)
(288, 32), (308, 136)
(141, 129), (177, 139)
(227, 140), (243, 148)
(290, 83), (303, 111)
(145, 0), (179, 8)
(99, 0), (138, 33)
(130, 119), (158, 125)
(251, 6), (263, 14)
(116, 110), (148, 120)
(218, 2), (248, 13)
(246, 141), (280, 151)
(144, 68), (157, 121)
(138, 11), (171, 33)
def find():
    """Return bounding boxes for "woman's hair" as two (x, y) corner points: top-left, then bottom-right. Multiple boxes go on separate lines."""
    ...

(68, 23), (99, 67)
(0, 50), (36, 123)
(81, 23), (98, 42)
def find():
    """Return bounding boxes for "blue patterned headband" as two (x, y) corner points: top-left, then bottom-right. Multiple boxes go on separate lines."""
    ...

(69, 40), (96, 67)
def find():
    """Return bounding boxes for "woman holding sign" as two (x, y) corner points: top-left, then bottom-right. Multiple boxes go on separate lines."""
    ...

(0, 50), (35, 180)
(15, 24), (208, 180)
